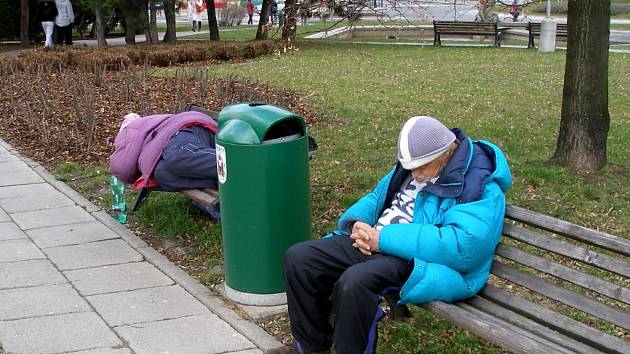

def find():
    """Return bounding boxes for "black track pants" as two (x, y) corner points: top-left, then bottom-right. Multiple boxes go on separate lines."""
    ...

(284, 236), (412, 354)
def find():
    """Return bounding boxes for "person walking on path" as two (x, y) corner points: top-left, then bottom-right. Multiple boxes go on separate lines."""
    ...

(54, 0), (74, 45)
(36, 0), (58, 48)
(188, 0), (205, 31)
(266, 116), (512, 354)
(246, 0), (255, 25)
(271, 0), (278, 24)
(299, 0), (310, 26)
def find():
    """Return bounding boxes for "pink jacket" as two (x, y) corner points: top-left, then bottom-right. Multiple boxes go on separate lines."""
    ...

(109, 111), (218, 186)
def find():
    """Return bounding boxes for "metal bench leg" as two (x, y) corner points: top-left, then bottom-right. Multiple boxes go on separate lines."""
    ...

(132, 188), (152, 212)
(384, 294), (412, 321)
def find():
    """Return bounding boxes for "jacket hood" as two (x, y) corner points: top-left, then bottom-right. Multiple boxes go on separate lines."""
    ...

(477, 139), (512, 192)
(55, 0), (69, 4)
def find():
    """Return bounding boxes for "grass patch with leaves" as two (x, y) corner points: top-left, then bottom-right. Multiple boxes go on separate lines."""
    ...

(378, 307), (508, 353)
(204, 42), (629, 236)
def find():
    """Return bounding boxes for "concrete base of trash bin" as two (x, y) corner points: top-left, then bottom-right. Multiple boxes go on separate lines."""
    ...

(225, 284), (287, 306)
(539, 17), (557, 53)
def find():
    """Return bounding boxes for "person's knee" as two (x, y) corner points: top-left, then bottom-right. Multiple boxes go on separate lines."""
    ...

(334, 269), (364, 299)
(284, 242), (310, 272)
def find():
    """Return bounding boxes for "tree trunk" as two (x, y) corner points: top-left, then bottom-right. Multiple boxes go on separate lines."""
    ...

(123, 3), (137, 44)
(552, 0), (610, 172)
(163, 0), (177, 43)
(20, 0), (29, 48)
(146, 2), (158, 43)
(282, 0), (296, 40)
(207, 0), (220, 40)
(256, 0), (271, 39)
(94, 0), (108, 47)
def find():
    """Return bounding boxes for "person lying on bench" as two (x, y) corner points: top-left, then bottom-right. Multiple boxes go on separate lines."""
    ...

(267, 116), (512, 354)
(109, 111), (219, 217)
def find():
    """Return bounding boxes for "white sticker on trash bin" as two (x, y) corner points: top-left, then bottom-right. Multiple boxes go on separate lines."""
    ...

(216, 144), (227, 184)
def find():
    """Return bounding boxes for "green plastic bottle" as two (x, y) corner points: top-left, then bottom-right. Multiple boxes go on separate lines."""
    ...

(110, 176), (128, 224)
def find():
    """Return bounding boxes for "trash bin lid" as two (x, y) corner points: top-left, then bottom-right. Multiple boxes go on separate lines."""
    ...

(216, 103), (306, 145)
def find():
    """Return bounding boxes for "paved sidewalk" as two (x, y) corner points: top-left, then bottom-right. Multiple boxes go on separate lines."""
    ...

(0, 139), (282, 353)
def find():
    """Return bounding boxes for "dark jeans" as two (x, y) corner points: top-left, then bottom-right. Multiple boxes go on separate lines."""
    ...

(54, 25), (72, 45)
(154, 125), (218, 192)
(284, 236), (412, 354)
(248, 14), (253, 24)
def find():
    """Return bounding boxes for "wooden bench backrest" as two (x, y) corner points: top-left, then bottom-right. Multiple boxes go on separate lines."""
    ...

(434, 21), (498, 35)
(487, 205), (629, 353)
(528, 22), (568, 36)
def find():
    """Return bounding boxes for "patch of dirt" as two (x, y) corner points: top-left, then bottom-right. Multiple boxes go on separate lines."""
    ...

(0, 64), (322, 171)
(258, 313), (293, 346)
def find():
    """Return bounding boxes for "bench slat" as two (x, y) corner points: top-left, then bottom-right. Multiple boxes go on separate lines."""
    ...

(505, 205), (630, 257)
(465, 295), (603, 354)
(503, 223), (630, 278)
(496, 244), (630, 304)
(480, 285), (629, 354)
(180, 189), (219, 209)
(202, 188), (220, 198)
(461, 296), (596, 354)
(435, 30), (497, 35)
(491, 262), (630, 330)
(422, 301), (571, 354)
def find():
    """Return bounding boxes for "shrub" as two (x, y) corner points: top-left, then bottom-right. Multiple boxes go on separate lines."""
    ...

(218, 4), (246, 26)
(6, 41), (277, 74)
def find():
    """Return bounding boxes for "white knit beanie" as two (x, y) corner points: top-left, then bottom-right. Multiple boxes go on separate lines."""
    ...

(397, 116), (456, 170)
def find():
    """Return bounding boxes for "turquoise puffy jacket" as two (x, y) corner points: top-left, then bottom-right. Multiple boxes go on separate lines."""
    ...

(332, 130), (512, 304)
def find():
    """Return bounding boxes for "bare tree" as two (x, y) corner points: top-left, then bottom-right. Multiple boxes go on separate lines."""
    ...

(121, 1), (140, 44)
(552, 0), (610, 171)
(282, 0), (296, 39)
(20, 0), (29, 48)
(94, 0), (108, 47)
(207, 0), (220, 40)
(146, 1), (159, 43)
(256, 0), (272, 39)
(163, 0), (177, 43)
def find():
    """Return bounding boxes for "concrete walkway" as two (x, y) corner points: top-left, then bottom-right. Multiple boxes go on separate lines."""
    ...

(0, 138), (281, 353)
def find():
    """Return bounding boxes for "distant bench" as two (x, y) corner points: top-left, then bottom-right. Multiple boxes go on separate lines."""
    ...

(386, 204), (629, 354)
(433, 21), (502, 47)
(528, 22), (568, 48)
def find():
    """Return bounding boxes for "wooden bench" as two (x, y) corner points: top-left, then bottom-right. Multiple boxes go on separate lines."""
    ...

(433, 21), (502, 47)
(386, 204), (629, 354)
(528, 22), (568, 48)
(131, 103), (221, 215)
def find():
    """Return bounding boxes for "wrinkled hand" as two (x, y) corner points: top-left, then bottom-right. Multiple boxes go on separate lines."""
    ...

(350, 221), (379, 256)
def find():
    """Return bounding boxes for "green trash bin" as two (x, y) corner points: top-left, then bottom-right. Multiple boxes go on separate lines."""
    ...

(215, 103), (311, 305)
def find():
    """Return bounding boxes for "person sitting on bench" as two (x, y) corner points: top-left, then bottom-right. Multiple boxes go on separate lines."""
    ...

(266, 116), (512, 354)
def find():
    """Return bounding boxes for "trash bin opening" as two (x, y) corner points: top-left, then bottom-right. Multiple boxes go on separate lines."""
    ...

(263, 118), (305, 142)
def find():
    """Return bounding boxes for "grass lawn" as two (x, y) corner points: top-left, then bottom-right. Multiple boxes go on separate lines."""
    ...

(201, 42), (629, 236)
(54, 42), (628, 352)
